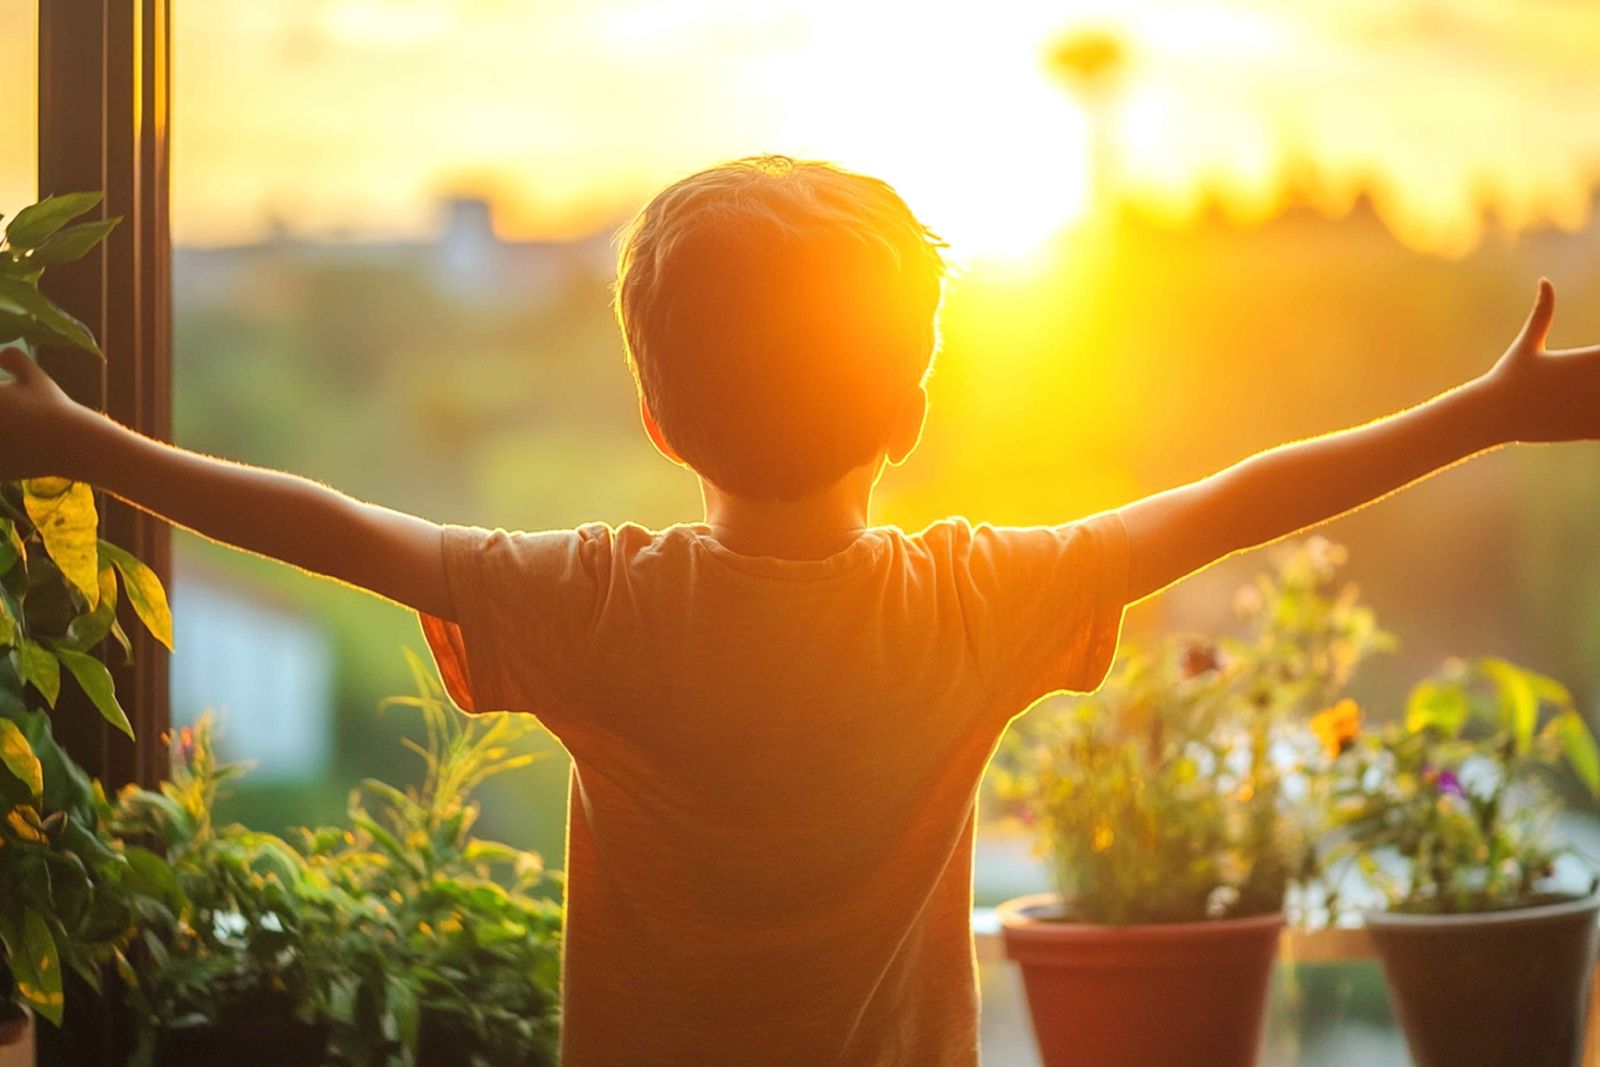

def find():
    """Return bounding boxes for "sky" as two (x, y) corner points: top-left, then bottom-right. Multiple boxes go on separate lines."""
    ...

(3, 0), (1600, 258)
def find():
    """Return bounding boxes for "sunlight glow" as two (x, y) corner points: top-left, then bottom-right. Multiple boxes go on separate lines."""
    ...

(3, 0), (1597, 259)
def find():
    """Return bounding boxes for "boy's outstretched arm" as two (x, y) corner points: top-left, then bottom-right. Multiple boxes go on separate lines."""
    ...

(1119, 281), (1600, 604)
(0, 347), (451, 619)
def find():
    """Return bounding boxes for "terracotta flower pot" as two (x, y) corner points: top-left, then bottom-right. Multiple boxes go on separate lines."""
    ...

(1366, 892), (1600, 1067)
(0, 1004), (33, 1067)
(999, 894), (1283, 1067)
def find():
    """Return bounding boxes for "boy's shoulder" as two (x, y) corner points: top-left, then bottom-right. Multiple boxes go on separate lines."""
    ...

(574, 516), (1108, 564)
(542, 518), (980, 583)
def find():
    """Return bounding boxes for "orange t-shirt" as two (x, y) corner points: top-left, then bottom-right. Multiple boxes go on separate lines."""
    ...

(418, 513), (1129, 1066)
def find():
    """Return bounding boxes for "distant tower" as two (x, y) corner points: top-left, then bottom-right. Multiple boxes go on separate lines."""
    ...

(1048, 30), (1128, 220)
(437, 195), (501, 301)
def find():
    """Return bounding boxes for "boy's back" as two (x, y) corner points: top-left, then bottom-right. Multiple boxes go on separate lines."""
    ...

(421, 515), (1127, 1065)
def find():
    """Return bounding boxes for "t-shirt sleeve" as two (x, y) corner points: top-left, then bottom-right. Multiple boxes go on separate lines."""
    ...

(959, 510), (1130, 707)
(416, 523), (608, 718)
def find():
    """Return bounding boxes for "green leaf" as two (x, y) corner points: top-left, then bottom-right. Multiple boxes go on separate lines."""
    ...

(53, 647), (132, 738)
(0, 717), (42, 797)
(1550, 710), (1600, 796)
(1405, 679), (1469, 738)
(0, 277), (101, 356)
(122, 845), (186, 912)
(0, 908), (66, 1025)
(386, 973), (420, 1048)
(0, 309), (55, 349)
(98, 541), (173, 650)
(5, 192), (103, 250)
(1481, 658), (1540, 753)
(23, 479), (100, 608)
(0, 311), (78, 354)
(17, 639), (61, 707)
(0, 251), (44, 282)
(60, 812), (121, 872)
(28, 217), (120, 267)
(0, 591), (13, 648)
(11, 705), (96, 818)
(61, 565), (119, 652)
(0, 517), (24, 577)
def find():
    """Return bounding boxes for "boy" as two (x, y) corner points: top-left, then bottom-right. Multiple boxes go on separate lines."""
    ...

(3, 155), (1599, 1066)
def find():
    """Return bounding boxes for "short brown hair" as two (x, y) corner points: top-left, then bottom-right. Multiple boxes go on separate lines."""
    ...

(614, 156), (947, 500)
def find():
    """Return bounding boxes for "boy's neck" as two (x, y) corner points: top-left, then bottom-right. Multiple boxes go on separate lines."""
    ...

(700, 461), (880, 561)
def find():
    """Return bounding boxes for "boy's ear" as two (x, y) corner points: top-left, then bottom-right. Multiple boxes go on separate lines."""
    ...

(884, 386), (927, 467)
(639, 397), (687, 465)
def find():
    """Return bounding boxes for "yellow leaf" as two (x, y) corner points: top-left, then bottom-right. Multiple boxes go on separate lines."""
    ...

(15, 909), (64, 1025)
(23, 479), (99, 608)
(0, 718), (42, 797)
(98, 541), (173, 650)
(6, 807), (46, 843)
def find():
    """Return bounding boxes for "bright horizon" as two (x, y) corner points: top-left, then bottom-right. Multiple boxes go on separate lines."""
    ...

(4, 0), (1600, 260)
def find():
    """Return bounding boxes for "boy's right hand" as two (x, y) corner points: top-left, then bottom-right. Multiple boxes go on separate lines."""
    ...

(0, 346), (96, 482)
(1480, 281), (1600, 444)
(1117, 277), (1597, 603)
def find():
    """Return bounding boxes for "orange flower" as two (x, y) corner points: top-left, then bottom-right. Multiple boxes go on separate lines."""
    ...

(1311, 699), (1361, 758)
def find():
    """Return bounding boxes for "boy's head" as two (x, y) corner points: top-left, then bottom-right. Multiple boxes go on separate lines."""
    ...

(614, 156), (948, 501)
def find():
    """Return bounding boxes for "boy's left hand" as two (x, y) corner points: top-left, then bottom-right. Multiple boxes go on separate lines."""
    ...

(1482, 280), (1600, 443)
(0, 346), (96, 482)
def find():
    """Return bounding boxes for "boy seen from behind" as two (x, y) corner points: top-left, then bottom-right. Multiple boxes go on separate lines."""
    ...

(4, 155), (1600, 1066)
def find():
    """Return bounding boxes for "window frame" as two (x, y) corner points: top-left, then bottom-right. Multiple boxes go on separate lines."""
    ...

(37, 0), (171, 791)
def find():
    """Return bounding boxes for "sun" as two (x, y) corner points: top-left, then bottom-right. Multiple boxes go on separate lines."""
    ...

(889, 119), (1094, 266)
(754, 4), (1097, 266)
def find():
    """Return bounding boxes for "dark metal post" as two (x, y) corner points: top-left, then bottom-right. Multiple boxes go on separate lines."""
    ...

(34, 4), (171, 1063)
(37, 0), (171, 790)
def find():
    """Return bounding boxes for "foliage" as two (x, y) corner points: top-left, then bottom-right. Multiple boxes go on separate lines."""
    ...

(1312, 656), (1600, 916)
(1, 193), (119, 357)
(0, 193), (172, 1027)
(0, 704), (140, 1030)
(108, 656), (562, 1066)
(113, 713), (339, 1061)
(305, 651), (562, 1067)
(988, 538), (1392, 924)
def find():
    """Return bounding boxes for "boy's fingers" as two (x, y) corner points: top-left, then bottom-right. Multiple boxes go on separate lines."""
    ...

(1516, 278), (1556, 351)
(0, 346), (37, 383)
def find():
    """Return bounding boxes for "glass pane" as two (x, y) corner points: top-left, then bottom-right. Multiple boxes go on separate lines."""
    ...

(0, 0), (36, 212)
(168, 6), (1600, 1065)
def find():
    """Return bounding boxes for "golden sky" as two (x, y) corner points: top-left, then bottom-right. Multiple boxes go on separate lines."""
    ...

(4, 0), (1600, 257)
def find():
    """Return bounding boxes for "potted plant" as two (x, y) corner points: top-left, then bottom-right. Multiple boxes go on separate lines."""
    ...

(987, 539), (1389, 1067)
(110, 714), (333, 1067)
(1313, 656), (1600, 1067)
(305, 652), (563, 1067)
(1, 192), (172, 1059)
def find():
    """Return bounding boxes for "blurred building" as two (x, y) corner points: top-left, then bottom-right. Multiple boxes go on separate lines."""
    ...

(170, 555), (335, 782)
(173, 194), (615, 313)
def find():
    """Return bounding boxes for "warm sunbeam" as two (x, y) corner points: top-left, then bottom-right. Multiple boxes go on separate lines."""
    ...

(4, 0), (1599, 257)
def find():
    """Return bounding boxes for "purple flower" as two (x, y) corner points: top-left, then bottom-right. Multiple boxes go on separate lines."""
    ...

(1423, 764), (1465, 798)
(1435, 770), (1464, 798)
